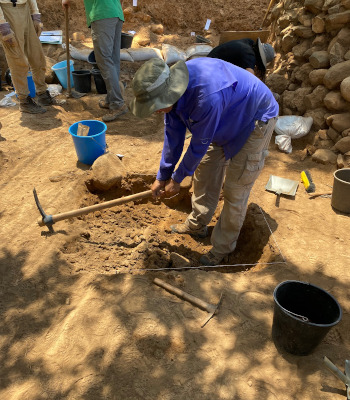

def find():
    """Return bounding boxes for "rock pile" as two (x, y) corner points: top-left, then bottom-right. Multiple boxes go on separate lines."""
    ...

(266, 0), (350, 167)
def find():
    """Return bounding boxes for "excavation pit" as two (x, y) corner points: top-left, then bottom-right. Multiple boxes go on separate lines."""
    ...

(59, 175), (281, 274)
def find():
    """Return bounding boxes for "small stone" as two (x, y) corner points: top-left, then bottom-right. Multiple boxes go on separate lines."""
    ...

(312, 148), (338, 164)
(72, 32), (85, 41)
(337, 154), (345, 168)
(170, 252), (191, 268)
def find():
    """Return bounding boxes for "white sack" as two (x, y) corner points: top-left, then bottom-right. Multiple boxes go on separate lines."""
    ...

(185, 44), (213, 60)
(120, 49), (134, 62)
(126, 48), (163, 62)
(274, 116), (313, 139)
(162, 44), (187, 64)
(274, 116), (313, 153)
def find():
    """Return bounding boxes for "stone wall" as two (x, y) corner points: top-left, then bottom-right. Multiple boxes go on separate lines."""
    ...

(266, 0), (350, 167)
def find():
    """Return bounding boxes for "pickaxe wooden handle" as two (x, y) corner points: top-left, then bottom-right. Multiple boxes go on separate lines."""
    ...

(153, 278), (223, 327)
(35, 188), (152, 229)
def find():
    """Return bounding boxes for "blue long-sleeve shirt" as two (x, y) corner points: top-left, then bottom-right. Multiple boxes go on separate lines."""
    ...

(156, 58), (279, 183)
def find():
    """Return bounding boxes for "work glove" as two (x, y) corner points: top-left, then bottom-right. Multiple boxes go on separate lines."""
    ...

(31, 13), (43, 37)
(0, 22), (16, 46)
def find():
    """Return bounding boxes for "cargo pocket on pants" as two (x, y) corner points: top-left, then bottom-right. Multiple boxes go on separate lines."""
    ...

(238, 150), (269, 186)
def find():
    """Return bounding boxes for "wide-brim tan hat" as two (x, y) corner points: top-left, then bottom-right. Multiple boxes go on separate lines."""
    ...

(129, 58), (189, 119)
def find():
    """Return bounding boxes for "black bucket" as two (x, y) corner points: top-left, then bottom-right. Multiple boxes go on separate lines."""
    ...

(91, 68), (107, 94)
(121, 32), (133, 49)
(72, 70), (91, 93)
(272, 280), (342, 356)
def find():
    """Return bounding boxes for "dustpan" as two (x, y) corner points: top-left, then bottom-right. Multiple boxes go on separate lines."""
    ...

(265, 175), (299, 206)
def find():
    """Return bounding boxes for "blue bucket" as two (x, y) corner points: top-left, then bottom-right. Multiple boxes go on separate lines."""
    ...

(69, 120), (107, 165)
(51, 60), (74, 89)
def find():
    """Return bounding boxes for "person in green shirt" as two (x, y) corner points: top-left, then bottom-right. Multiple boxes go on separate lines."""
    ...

(62, 0), (127, 122)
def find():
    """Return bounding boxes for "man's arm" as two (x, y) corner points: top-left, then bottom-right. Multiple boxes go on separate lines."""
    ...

(156, 112), (187, 182)
(172, 95), (223, 183)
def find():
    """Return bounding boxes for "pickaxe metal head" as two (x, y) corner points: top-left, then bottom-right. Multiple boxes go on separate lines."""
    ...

(201, 292), (224, 328)
(33, 188), (54, 233)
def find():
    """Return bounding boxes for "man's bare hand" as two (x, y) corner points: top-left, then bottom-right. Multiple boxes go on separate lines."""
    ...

(62, 0), (70, 8)
(151, 179), (166, 198)
(164, 179), (180, 197)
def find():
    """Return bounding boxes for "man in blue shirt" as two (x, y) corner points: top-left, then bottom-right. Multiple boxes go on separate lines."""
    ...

(130, 57), (279, 266)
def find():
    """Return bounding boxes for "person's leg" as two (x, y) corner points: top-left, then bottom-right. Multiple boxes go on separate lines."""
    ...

(91, 18), (126, 121)
(0, 3), (45, 113)
(201, 118), (277, 265)
(171, 144), (228, 237)
(21, 3), (53, 106)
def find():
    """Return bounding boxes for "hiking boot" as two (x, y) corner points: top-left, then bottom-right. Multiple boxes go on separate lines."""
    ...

(102, 104), (128, 122)
(170, 223), (208, 238)
(199, 250), (225, 266)
(36, 90), (54, 106)
(99, 99), (110, 109)
(19, 96), (46, 114)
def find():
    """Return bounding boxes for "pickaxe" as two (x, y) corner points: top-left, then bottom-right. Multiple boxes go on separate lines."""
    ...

(324, 356), (350, 400)
(153, 278), (223, 328)
(34, 187), (152, 232)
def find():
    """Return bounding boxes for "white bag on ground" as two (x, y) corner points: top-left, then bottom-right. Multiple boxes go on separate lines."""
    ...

(274, 116), (313, 154)
(185, 44), (213, 60)
(62, 43), (91, 62)
(120, 49), (134, 62)
(162, 44), (186, 64)
(126, 48), (163, 62)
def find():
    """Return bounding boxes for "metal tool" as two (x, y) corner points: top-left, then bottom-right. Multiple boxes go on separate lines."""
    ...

(34, 188), (152, 232)
(265, 174), (299, 207)
(324, 356), (350, 399)
(63, 4), (86, 99)
(153, 278), (223, 328)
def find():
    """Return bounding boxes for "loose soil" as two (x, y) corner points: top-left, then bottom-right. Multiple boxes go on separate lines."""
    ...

(0, 0), (349, 399)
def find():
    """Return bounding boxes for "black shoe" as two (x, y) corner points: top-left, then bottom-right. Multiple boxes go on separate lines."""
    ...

(36, 90), (54, 106)
(19, 96), (46, 114)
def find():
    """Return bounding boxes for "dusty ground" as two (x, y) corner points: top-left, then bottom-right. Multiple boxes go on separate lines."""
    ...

(0, 0), (350, 399)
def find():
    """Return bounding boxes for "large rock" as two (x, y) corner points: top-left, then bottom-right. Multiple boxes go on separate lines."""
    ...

(294, 25), (315, 38)
(305, 0), (325, 13)
(309, 69), (328, 85)
(265, 73), (289, 94)
(312, 16), (325, 32)
(309, 50), (330, 68)
(325, 10), (350, 31)
(324, 91), (350, 111)
(327, 126), (342, 142)
(327, 112), (350, 131)
(304, 107), (329, 129)
(305, 85), (329, 108)
(88, 153), (128, 191)
(292, 63), (313, 84)
(329, 42), (346, 66)
(340, 76), (350, 101)
(328, 4), (347, 13)
(292, 40), (313, 59)
(323, 60), (350, 89)
(323, 0), (339, 10)
(334, 136), (350, 153)
(282, 87), (313, 113)
(312, 149), (337, 164)
(281, 30), (299, 52)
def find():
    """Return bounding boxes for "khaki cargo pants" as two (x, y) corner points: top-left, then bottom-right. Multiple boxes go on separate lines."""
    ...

(186, 117), (277, 256)
(0, 2), (47, 100)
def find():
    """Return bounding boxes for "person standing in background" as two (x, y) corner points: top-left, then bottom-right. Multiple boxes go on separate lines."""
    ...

(62, 0), (127, 122)
(0, 0), (54, 113)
